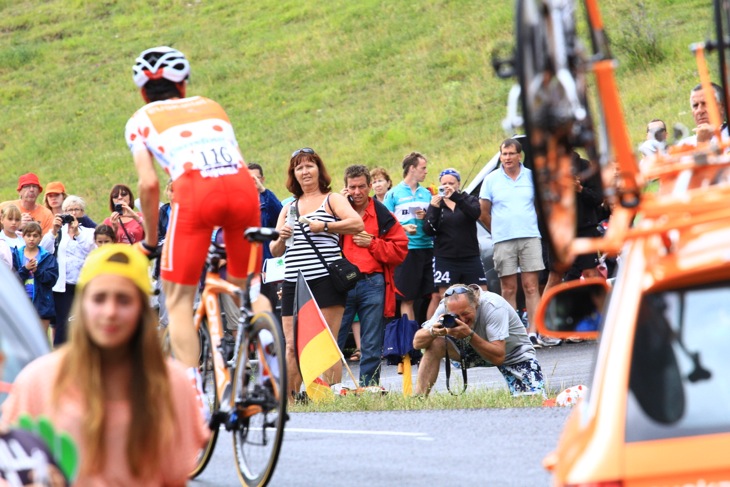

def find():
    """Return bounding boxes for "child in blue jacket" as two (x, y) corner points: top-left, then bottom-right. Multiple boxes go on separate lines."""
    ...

(13, 222), (59, 337)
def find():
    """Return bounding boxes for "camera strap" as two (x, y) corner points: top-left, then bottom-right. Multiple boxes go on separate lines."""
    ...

(118, 219), (135, 244)
(53, 230), (62, 257)
(444, 336), (468, 395)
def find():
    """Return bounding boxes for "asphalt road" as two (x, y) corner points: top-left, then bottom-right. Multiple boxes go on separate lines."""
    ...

(192, 341), (597, 486)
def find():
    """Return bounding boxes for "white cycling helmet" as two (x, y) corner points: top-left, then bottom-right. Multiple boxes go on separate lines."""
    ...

(133, 46), (190, 88)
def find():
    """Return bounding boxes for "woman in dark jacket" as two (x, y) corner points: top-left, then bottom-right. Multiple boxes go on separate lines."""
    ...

(424, 168), (487, 296)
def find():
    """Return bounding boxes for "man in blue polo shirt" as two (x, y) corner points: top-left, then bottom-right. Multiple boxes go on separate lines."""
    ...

(384, 152), (440, 322)
(479, 139), (560, 348)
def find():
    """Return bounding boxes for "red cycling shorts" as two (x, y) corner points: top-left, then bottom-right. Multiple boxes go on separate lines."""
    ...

(161, 170), (261, 285)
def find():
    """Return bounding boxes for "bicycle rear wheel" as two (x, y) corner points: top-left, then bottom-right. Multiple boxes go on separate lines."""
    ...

(190, 319), (220, 478)
(231, 311), (287, 487)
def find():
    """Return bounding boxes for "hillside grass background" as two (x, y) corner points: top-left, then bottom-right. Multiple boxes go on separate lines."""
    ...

(0, 0), (716, 220)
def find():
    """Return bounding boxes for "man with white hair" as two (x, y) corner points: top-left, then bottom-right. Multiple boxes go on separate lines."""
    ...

(413, 283), (545, 397)
(679, 82), (729, 146)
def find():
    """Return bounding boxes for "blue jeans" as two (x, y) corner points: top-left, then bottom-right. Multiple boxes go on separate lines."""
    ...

(338, 273), (385, 386)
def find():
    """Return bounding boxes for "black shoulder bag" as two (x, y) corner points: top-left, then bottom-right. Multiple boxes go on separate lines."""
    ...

(295, 200), (362, 293)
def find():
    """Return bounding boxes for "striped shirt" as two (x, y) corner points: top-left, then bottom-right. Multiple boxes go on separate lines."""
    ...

(284, 196), (341, 282)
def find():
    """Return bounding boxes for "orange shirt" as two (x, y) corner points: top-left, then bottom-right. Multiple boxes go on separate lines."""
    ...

(1, 351), (209, 486)
(0, 200), (54, 235)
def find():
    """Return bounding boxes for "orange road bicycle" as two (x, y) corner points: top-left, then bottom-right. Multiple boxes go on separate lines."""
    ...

(165, 227), (287, 487)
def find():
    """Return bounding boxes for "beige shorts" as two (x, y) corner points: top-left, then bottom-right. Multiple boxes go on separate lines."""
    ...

(493, 237), (545, 277)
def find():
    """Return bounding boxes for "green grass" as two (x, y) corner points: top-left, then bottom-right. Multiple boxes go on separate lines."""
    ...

(289, 388), (545, 413)
(0, 0), (716, 220)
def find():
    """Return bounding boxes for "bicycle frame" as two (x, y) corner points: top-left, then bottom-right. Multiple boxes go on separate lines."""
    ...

(194, 270), (243, 405)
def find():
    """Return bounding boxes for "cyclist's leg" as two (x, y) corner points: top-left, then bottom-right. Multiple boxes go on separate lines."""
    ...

(219, 174), (271, 313)
(161, 196), (214, 368)
(226, 274), (272, 314)
(164, 281), (200, 368)
(161, 208), (215, 422)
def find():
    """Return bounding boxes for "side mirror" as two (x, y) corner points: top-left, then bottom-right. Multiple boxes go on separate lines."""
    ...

(536, 277), (610, 340)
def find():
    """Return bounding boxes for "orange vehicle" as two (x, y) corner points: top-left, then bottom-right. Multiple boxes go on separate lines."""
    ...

(498, 0), (730, 485)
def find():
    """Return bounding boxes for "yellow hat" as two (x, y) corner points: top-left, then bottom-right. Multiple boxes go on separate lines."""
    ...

(77, 244), (152, 295)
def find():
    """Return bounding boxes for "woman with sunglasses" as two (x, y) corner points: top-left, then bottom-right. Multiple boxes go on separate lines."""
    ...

(424, 168), (487, 297)
(270, 148), (364, 398)
(2, 244), (208, 484)
(103, 184), (145, 245)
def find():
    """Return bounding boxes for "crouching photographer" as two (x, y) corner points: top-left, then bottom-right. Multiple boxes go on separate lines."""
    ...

(413, 283), (546, 397)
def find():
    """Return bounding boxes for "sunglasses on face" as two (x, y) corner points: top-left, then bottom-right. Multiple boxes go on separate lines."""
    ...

(291, 147), (315, 158)
(444, 286), (470, 297)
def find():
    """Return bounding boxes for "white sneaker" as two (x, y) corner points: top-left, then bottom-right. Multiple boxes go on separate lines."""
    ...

(536, 334), (562, 347)
(187, 366), (211, 423)
(330, 383), (351, 395)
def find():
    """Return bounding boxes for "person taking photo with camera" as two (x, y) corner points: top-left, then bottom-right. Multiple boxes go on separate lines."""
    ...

(424, 168), (487, 298)
(40, 195), (96, 346)
(103, 184), (145, 245)
(413, 283), (545, 397)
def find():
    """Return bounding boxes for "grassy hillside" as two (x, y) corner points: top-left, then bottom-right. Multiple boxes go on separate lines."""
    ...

(0, 0), (716, 220)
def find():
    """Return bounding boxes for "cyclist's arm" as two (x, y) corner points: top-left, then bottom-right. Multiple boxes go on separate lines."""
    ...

(133, 149), (160, 248)
(326, 192), (365, 235)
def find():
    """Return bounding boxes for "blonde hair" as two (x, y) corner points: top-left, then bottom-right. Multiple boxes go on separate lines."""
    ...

(54, 286), (175, 477)
(1, 204), (22, 231)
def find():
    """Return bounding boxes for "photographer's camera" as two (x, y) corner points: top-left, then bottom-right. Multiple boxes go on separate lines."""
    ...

(60, 214), (75, 225)
(439, 313), (457, 328)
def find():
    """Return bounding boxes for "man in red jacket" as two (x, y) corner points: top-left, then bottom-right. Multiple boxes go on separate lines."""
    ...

(338, 165), (409, 387)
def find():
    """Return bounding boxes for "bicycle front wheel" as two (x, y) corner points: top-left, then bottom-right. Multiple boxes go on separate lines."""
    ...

(517, 0), (586, 270)
(190, 319), (220, 478)
(231, 311), (288, 487)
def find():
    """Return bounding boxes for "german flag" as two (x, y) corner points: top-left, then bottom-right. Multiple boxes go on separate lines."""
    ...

(293, 271), (341, 401)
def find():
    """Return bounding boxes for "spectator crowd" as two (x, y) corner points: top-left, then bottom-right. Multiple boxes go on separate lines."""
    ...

(1, 135), (615, 395)
(23, 54), (714, 405)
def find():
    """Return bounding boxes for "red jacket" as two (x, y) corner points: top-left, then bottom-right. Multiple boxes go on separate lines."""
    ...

(341, 198), (408, 318)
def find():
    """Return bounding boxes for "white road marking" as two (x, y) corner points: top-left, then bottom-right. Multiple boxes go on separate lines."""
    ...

(284, 427), (429, 438)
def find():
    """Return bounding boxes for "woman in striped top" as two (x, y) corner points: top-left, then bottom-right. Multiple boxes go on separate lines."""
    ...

(270, 148), (364, 397)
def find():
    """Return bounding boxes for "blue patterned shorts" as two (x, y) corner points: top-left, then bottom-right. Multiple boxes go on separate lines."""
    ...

(449, 338), (546, 398)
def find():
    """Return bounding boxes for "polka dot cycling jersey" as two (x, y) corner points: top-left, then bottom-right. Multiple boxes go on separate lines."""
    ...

(125, 96), (244, 181)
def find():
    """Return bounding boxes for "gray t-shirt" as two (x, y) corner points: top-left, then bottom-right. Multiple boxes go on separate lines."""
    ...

(424, 290), (535, 366)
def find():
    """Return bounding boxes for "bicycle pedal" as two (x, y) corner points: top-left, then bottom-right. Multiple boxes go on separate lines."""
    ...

(208, 410), (227, 430)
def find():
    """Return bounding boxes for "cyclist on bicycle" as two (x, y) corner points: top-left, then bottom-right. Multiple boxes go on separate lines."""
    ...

(125, 46), (266, 418)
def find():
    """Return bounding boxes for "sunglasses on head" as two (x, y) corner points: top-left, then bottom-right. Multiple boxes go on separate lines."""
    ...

(291, 147), (315, 158)
(444, 286), (470, 297)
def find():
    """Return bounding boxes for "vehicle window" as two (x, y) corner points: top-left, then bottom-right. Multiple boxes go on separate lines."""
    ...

(626, 282), (730, 442)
